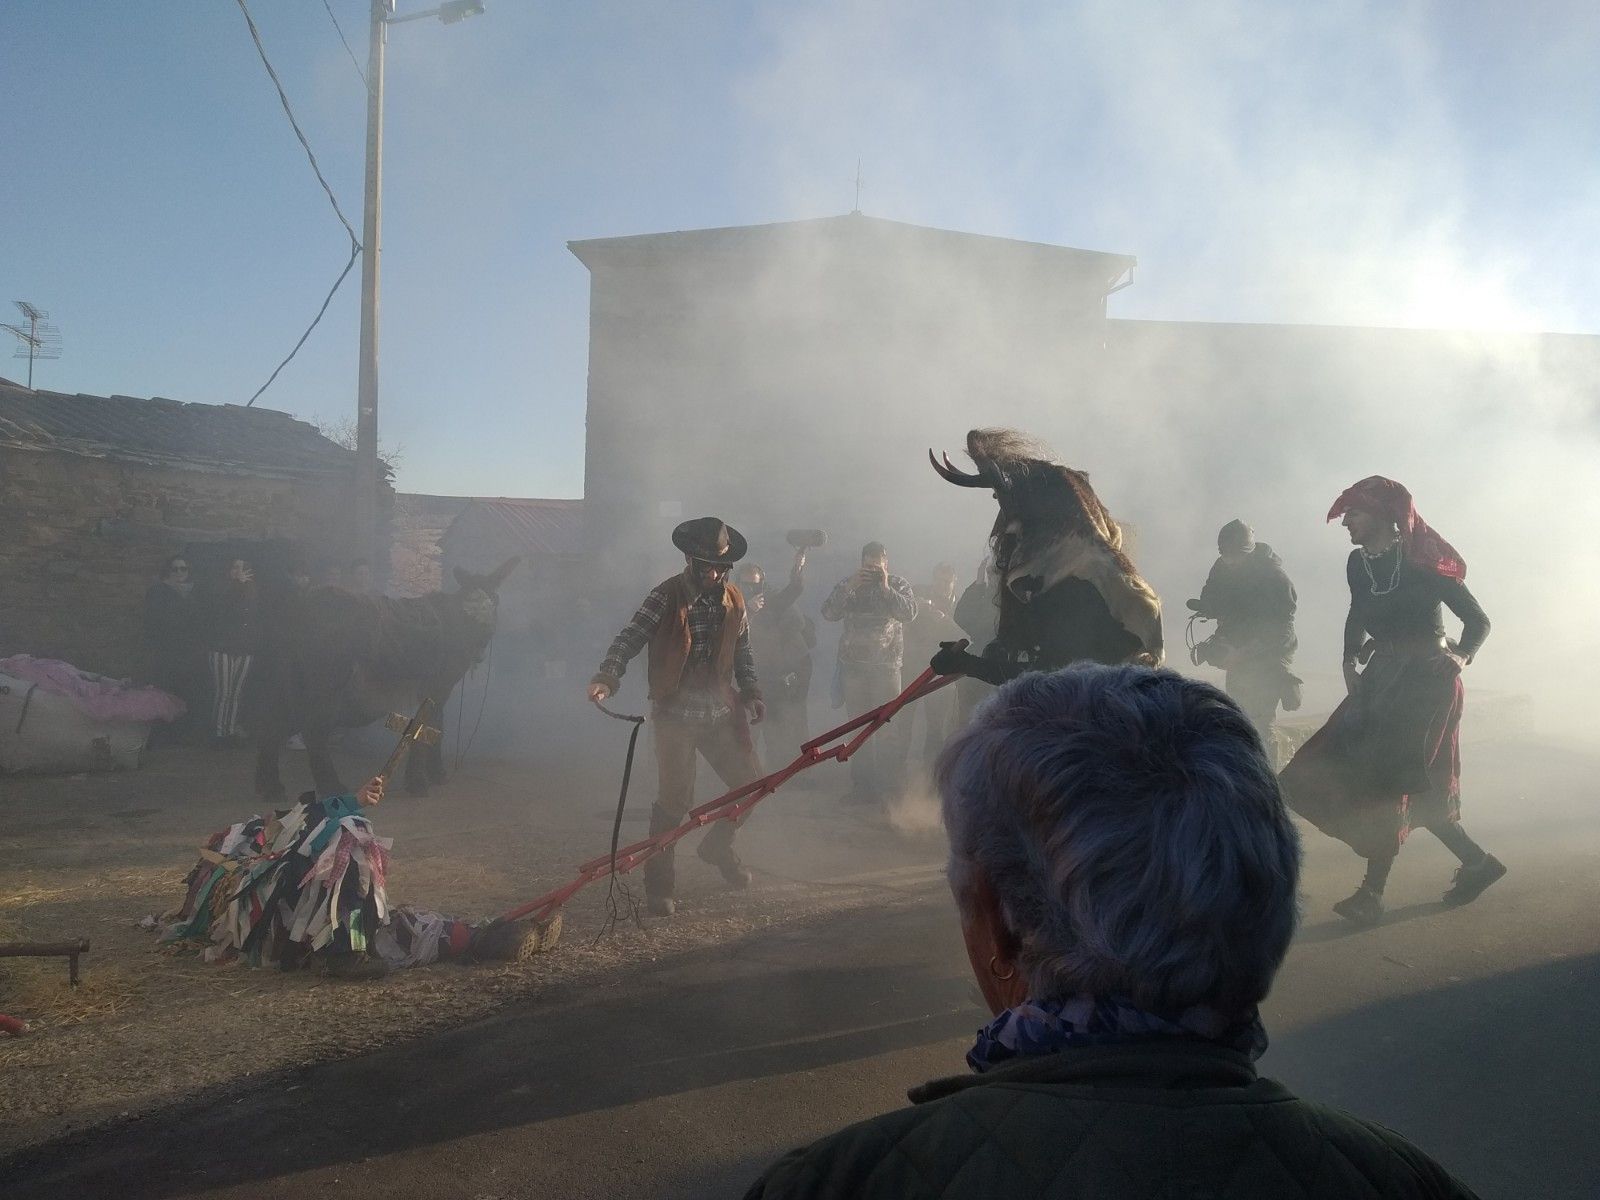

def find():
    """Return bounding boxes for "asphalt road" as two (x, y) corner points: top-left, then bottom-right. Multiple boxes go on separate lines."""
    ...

(5, 740), (1598, 1199)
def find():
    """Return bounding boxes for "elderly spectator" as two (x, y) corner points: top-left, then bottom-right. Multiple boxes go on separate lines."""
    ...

(746, 665), (1480, 1199)
(821, 541), (916, 803)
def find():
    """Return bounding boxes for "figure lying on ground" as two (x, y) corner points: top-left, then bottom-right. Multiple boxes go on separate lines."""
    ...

(160, 776), (556, 978)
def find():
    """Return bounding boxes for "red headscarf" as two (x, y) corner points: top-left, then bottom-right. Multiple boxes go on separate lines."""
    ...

(1327, 476), (1466, 580)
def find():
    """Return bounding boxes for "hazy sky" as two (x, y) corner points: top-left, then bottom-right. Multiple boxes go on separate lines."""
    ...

(4, 1), (1597, 497)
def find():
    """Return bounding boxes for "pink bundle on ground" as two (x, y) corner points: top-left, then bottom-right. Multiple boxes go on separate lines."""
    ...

(0, 655), (186, 724)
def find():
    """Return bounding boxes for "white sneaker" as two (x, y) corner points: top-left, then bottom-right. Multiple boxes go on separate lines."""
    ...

(287, 734), (307, 751)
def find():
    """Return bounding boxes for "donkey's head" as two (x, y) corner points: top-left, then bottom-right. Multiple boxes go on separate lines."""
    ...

(451, 557), (522, 630)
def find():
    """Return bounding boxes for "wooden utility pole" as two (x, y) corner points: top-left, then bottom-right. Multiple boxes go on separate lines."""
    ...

(353, 0), (390, 574)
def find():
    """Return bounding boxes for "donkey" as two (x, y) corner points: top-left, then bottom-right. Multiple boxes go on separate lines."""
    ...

(253, 558), (520, 799)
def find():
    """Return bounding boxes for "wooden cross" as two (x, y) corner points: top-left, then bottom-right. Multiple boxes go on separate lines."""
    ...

(378, 699), (441, 784)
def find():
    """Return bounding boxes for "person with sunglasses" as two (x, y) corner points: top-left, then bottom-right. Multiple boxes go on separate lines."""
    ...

(588, 518), (766, 916)
(141, 553), (200, 743)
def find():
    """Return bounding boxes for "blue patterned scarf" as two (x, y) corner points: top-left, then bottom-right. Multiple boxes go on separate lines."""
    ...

(968, 993), (1269, 1073)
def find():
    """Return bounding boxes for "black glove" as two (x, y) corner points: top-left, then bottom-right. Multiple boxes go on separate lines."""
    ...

(929, 639), (973, 677)
(929, 640), (1014, 686)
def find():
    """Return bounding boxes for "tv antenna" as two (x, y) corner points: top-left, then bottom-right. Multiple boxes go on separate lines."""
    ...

(2, 301), (63, 389)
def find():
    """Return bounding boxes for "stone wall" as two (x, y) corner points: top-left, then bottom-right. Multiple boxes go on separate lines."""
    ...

(389, 493), (470, 598)
(0, 447), (377, 678)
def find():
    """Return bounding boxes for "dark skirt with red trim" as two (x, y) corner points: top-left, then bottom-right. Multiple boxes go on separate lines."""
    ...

(1279, 646), (1463, 859)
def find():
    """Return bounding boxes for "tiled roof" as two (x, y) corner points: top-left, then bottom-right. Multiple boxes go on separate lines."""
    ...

(0, 378), (356, 478)
(447, 497), (584, 558)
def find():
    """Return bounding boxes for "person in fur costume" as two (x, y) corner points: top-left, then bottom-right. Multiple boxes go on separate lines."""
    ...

(927, 429), (1163, 684)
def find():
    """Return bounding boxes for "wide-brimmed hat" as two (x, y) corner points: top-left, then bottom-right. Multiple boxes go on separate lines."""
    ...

(672, 517), (747, 565)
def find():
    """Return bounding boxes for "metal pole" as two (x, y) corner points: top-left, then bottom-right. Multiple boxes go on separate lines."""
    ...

(354, 0), (390, 572)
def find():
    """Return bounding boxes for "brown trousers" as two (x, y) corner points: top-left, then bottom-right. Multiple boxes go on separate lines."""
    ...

(840, 664), (906, 799)
(644, 710), (763, 899)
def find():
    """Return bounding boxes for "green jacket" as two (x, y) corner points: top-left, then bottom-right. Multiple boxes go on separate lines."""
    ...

(744, 1042), (1479, 1199)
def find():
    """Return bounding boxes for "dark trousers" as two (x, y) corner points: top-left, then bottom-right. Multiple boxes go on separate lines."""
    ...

(644, 711), (763, 900)
(759, 696), (810, 768)
(1362, 821), (1487, 895)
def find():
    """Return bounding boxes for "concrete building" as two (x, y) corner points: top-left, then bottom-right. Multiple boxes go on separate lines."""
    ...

(569, 213), (1135, 590)
(567, 214), (1600, 718)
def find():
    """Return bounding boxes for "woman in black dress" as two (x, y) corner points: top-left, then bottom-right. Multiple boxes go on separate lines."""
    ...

(1280, 476), (1506, 926)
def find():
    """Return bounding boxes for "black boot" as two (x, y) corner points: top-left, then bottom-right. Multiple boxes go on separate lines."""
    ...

(1443, 854), (1507, 906)
(1332, 886), (1384, 927)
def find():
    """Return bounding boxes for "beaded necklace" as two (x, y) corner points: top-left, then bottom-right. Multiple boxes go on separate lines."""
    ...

(1360, 540), (1401, 596)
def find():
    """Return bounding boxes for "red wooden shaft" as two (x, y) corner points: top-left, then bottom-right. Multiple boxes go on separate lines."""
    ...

(496, 670), (954, 925)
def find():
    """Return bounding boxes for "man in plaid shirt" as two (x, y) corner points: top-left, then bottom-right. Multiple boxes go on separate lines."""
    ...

(589, 518), (766, 916)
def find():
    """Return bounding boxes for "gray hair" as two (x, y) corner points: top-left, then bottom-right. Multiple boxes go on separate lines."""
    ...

(938, 664), (1300, 1015)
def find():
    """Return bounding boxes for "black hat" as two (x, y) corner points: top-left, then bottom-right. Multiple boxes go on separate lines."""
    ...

(672, 517), (747, 565)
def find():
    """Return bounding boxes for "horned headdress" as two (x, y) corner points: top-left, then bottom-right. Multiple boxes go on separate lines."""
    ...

(931, 429), (1164, 664)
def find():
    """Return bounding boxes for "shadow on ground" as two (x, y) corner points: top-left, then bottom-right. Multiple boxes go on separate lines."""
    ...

(1265, 951), (1600, 1199)
(0, 898), (976, 1200)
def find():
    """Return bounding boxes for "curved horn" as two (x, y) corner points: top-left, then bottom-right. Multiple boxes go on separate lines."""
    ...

(928, 448), (990, 488)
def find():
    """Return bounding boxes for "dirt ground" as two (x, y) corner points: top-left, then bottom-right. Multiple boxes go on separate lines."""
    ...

(0, 725), (950, 1154)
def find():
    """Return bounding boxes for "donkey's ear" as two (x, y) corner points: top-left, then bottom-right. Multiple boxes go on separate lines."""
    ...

(484, 557), (522, 591)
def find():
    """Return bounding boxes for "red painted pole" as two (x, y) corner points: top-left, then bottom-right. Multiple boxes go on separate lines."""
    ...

(495, 670), (954, 925)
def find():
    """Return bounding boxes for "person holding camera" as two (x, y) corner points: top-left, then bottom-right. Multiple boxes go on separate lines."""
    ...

(821, 541), (917, 804)
(1188, 520), (1300, 757)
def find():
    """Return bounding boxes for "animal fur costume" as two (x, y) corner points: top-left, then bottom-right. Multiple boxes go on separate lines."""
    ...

(929, 429), (1163, 684)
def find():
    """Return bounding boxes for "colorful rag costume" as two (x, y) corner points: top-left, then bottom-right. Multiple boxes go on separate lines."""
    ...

(163, 794), (484, 969)
(1279, 478), (1489, 858)
(164, 793), (391, 965)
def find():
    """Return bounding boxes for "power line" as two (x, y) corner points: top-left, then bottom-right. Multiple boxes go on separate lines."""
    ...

(235, 0), (360, 242)
(321, 0), (370, 92)
(243, 246), (360, 409)
(232, 0), (364, 406)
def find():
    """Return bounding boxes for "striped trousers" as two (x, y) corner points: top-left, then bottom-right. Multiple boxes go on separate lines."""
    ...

(208, 652), (253, 739)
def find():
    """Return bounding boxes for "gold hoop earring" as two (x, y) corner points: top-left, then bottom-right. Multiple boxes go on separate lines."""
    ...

(988, 955), (1016, 982)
